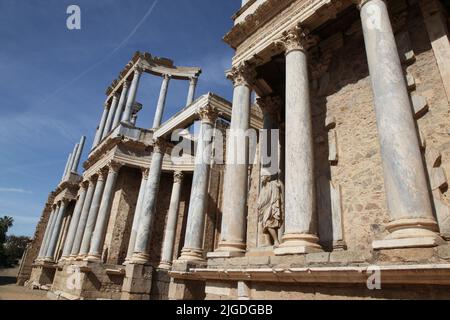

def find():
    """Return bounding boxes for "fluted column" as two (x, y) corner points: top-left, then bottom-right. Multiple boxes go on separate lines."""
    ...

(78, 169), (107, 259)
(37, 205), (57, 260)
(92, 104), (109, 149)
(122, 67), (142, 124)
(358, 0), (442, 248)
(179, 107), (217, 261)
(216, 63), (255, 255)
(102, 94), (119, 140)
(113, 81), (130, 129)
(61, 181), (88, 260)
(124, 168), (149, 264)
(273, 26), (322, 255)
(71, 136), (86, 173)
(70, 177), (96, 258)
(152, 74), (171, 128)
(186, 76), (198, 106)
(44, 200), (68, 262)
(87, 161), (121, 261)
(159, 171), (184, 269)
(131, 139), (167, 264)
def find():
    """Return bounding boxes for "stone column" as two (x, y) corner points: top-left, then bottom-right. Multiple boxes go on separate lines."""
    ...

(358, 0), (442, 248)
(131, 139), (167, 264)
(44, 200), (68, 262)
(159, 171), (184, 269)
(78, 169), (107, 259)
(61, 182), (88, 259)
(62, 153), (72, 180)
(152, 74), (171, 128)
(124, 168), (149, 264)
(186, 76), (198, 106)
(68, 143), (79, 174)
(122, 67), (142, 124)
(70, 177), (96, 258)
(113, 81), (130, 129)
(179, 107), (217, 261)
(71, 136), (86, 173)
(215, 63), (255, 255)
(87, 161), (121, 261)
(37, 206), (57, 260)
(102, 94), (119, 140)
(92, 104), (109, 148)
(274, 26), (322, 255)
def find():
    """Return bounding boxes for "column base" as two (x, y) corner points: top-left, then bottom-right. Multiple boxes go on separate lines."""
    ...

(157, 261), (172, 270)
(130, 252), (150, 265)
(75, 255), (87, 261)
(43, 257), (55, 263)
(274, 233), (322, 256)
(178, 248), (205, 262)
(372, 218), (444, 250)
(84, 254), (101, 262)
(216, 240), (246, 254)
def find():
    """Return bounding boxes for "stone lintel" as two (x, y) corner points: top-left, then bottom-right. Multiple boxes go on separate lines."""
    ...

(372, 237), (444, 250)
(206, 251), (246, 258)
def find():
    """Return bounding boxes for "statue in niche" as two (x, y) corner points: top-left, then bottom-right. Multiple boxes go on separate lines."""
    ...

(257, 173), (283, 246)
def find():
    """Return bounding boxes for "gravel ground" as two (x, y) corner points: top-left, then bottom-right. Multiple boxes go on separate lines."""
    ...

(0, 267), (48, 300)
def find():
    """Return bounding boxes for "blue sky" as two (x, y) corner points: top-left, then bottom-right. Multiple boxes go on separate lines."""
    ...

(0, 0), (240, 236)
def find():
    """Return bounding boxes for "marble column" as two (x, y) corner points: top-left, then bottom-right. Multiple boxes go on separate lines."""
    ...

(131, 139), (166, 264)
(61, 182), (88, 259)
(102, 94), (119, 140)
(113, 81), (130, 129)
(122, 67), (142, 124)
(87, 162), (121, 261)
(215, 63), (255, 255)
(44, 200), (68, 262)
(152, 74), (171, 129)
(179, 107), (217, 261)
(62, 153), (72, 180)
(159, 171), (184, 269)
(274, 26), (322, 255)
(124, 168), (149, 264)
(186, 76), (198, 106)
(37, 206), (57, 260)
(358, 0), (442, 248)
(68, 143), (79, 174)
(92, 104), (109, 148)
(70, 178), (96, 258)
(78, 170), (107, 259)
(71, 136), (86, 173)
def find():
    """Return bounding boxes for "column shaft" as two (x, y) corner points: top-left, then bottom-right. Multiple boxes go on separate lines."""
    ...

(122, 69), (142, 124)
(152, 75), (171, 128)
(102, 95), (119, 140)
(78, 173), (106, 258)
(37, 207), (57, 259)
(124, 169), (148, 263)
(71, 136), (86, 173)
(113, 82), (130, 129)
(61, 183), (87, 258)
(92, 106), (109, 148)
(45, 201), (68, 261)
(87, 163), (120, 260)
(180, 111), (216, 261)
(70, 179), (96, 257)
(186, 77), (198, 106)
(62, 153), (72, 180)
(131, 141), (165, 264)
(360, 0), (441, 248)
(159, 172), (183, 269)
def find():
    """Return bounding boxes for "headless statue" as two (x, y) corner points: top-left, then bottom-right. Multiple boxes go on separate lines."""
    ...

(257, 175), (283, 246)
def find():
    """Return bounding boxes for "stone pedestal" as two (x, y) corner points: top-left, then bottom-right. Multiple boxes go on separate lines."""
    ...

(121, 264), (153, 300)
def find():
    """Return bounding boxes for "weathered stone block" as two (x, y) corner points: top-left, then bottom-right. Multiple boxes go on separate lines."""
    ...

(305, 252), (330, 264)
(270, 254), (307, 266)
(437, 245), (450, 259)
(330, 250), (370, 264)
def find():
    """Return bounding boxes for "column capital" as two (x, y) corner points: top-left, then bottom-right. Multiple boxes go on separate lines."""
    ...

(226, 62), (256, 88)
(352, 0), (381, 10)
(106, 160), (122, 173)
(153, 138), (168, 154)
(80, 180), (89, 189)
(122, 80), (130, 90)
(257, 95), (283, 115)
(173, 171), (184, 183)
(197, 105), (219, 124)
(60, 198), (70, 206)
(141, 167), (150, 179)
(162, 73), (172, 81)
(276, 25), (318, 54)
(133, 65), (144, 75)
(189, 76), (198, 86)
(96, 167), (108, 181)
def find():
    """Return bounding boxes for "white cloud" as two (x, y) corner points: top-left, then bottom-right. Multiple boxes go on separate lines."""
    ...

(0, 187), (32, 194)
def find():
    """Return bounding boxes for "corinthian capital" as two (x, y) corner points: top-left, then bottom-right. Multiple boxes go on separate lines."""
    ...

(153, 138), (168, 154)
(257, 96), (283, 116)
(276, 25), (318, 54)
(133, 64), (144, 75)
(197, 105), (219, 124)
(107, 160), (122, 173)
(226, 62), (256, 88)
(173, 171), (184, 183)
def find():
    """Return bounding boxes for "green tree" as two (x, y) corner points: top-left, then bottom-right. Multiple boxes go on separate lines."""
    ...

(3, 235), (31, 267)
(0, 216), (14, 244)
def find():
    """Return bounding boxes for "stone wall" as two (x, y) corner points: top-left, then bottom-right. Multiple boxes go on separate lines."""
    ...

(17, 192), (55, 286)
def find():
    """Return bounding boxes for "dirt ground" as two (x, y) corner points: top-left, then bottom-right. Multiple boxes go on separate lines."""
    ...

(0, 266), (48, 300)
